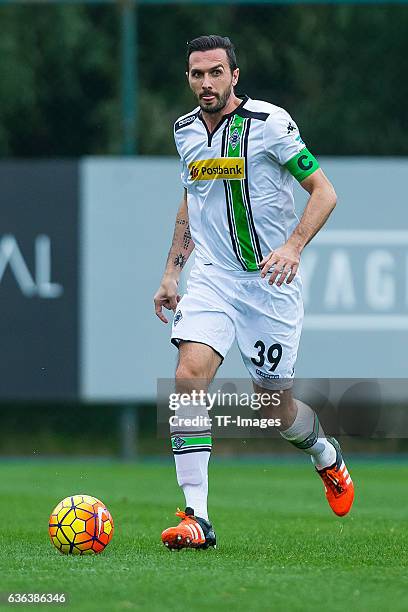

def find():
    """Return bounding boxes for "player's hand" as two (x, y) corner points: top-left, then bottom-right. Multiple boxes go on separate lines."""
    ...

(154, 278), (181, 324)
(260, 243), (300, 286)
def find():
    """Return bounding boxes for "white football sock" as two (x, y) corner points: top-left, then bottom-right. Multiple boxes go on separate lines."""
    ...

(170, 400), (212, 521)
(173, 452), (210, 520)
(280, 399), (336, 470)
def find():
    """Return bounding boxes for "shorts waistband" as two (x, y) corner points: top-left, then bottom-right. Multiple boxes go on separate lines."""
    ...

(195, 259), (302, 287)
(196, 259), (264, 280)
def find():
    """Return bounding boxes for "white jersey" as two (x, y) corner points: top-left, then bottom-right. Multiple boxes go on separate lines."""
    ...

(174, 95), (319, 272)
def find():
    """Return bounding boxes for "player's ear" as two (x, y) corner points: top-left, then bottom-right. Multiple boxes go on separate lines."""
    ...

(232, 67), (239, 87)
(186, 70), (193, 90)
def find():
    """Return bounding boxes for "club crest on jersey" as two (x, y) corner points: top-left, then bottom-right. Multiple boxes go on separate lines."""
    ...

(188, 158), (245, 181)
(229, 128), (241, 151)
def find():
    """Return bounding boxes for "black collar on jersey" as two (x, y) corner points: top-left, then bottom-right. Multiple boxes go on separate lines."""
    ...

(198, 94), (249, 147)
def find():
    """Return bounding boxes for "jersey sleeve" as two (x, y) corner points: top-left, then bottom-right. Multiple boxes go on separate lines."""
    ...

(263, 108), (319, 182)
(174, 128), (190, 189)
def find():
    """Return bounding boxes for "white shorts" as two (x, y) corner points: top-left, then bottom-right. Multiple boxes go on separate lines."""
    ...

(171, 260), (304, 390)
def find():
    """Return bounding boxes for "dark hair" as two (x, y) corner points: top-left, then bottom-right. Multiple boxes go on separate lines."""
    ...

(186, 35), (237, 72)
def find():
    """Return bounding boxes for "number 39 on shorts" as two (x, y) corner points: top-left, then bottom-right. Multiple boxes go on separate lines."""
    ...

(251, 341), (283, 371)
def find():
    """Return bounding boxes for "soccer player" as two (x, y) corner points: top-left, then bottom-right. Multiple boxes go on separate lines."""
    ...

(154, 35), (354, 550)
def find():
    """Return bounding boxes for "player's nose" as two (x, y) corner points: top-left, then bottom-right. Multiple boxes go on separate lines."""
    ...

(202, 73), (213, 90)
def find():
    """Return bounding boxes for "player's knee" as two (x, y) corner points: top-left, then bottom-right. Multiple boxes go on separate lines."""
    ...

(175, 361), (208, 382)
(254, 385), (296, 427)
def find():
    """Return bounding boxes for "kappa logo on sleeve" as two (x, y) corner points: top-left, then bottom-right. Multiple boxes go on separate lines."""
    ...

(287, 121), (297, 134)
(188, 158), (246, 181)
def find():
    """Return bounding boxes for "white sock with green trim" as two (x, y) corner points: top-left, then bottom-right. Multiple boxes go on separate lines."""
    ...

(280, 399), (336, 470)
(170, 400), (212, 521)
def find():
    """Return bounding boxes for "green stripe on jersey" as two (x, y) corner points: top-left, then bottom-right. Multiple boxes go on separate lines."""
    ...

(285, 148), (319, 182)
(226, 115), (258, 271)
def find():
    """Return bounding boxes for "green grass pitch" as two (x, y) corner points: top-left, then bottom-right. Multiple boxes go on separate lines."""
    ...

(0, 459), (407, 611)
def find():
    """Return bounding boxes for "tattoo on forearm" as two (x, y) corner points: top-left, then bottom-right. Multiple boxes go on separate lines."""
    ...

(173, 253), (186, 269)
(176, 218), (188, 226)
(183, 226), (191, 250)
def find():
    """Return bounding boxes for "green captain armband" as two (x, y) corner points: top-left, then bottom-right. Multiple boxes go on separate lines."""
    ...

(285, 148), (319, 182)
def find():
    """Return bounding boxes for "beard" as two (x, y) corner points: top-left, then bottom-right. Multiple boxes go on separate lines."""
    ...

(198, 84), (232, 114)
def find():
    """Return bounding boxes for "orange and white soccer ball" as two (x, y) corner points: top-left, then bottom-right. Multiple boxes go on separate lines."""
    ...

(49, 494), (114, 555)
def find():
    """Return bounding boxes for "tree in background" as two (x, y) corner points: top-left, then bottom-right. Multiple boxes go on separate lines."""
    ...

(0, 6), (119, 156)
(0, 5), (406, 156)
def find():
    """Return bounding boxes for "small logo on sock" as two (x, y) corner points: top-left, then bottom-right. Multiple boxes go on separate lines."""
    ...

(172, 436), (185, 450)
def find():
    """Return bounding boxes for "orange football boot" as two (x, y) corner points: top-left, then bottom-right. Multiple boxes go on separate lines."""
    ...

(161, 507), (216, 550)
(316, 437), (354, 517)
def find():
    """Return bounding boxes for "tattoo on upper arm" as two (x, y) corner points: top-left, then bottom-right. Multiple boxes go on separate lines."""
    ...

(176, 218), (188, 226)
(174, 253), (186, 269)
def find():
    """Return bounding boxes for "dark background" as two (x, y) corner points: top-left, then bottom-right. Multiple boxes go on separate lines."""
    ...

(0, 162), (78, 399)
(0, 5), (406, 157)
